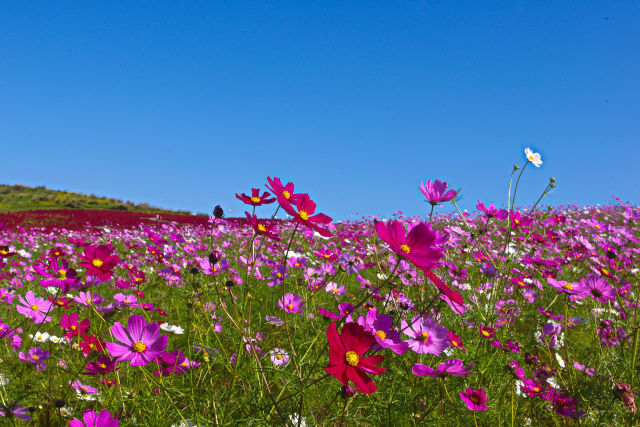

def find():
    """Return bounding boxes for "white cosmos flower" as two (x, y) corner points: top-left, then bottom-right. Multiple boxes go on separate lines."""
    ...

(524, 147), (543, 167)
(30, 332), (50, 342)
(160, 323), (185, 335)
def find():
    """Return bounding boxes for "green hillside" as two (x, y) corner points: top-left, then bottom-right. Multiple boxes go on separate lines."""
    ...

(0, 184), (193, 215)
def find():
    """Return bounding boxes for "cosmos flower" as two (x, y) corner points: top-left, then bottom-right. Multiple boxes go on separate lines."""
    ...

(266, 176), (302, 205)
(78, 244), (120, 281)
(270, 348), (290, 366)
(0, 401), (32, 421)
(419, 179), (457, 205)
(17, 290), (54, 323)
(69, 409), (119, 427)
(278, 293), (305, 314)
(524, 147), (543, 167)
(60, 312), (90, 340)
(235, 188), (276, 206)
(325, 321), (386, 394)
(106, 315), (168, 367)
(460, 387), (488, 411)
(401, 316), (450, 355)
(245, 212), (281, 241)
(34, 258), (80, 292)
(82, 355), (118, 375)
(576, 274), (616, 303)
(278, 193), (333, 237)
(412, 359), (474, 378)
(375, 220), (444, 270)
(356, 308), (408, 354)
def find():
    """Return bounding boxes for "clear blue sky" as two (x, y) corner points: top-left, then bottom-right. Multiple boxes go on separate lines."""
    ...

(2, 1), (638, 220)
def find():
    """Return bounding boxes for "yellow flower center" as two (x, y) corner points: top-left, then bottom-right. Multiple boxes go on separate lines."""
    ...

(299, 210), (309, 221)
(71, 325), (77, 330)
(517, 281), (525, 287)
(595, 224), (600, 229)
(258, 224), (266, 232)
(132, 341), (146, 353)
(481, 330), (491, 337)
(287, 304), (293, 311)
(527, 155), (535, 162)
(602, 268), (610, 276)
(563, 284), (573, 291)
(276, 354), (283, 360)
(98, 363), (106, 369)
(276, 273), (282, 278)
(419, 332), (430, 343)
(92, 259), (104, 268)
(58, 269), (67, 278)
(124, 299), (130, 304)
(400, 244), (411, 254)
(251, 196), (261, 203)
(331, 289), (339, 293)
(30, 304), (39, 311)
(86, 299), (92, 304)
(282, 190), (291, 199)
(514, 219), (520, 224)
(32, 354), (39, 360)
(345, 351), (359, 366)
(374, 330), (387, 340)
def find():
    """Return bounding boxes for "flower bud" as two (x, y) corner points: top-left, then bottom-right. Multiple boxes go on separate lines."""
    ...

(549, 177), (556, 183)
(513, 164), (520, 170)
(213, 205), (224, 219)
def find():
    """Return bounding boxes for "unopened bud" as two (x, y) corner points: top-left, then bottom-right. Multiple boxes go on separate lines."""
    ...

(550, 183), (556, 188)
(213, 205), (224, 219)
(513, 164), (520, 170)
(549, 177), (556, 183)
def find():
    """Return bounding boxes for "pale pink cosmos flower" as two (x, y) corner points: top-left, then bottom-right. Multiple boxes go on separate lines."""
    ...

(401, 315), (449, 355)
(17, 291), (54, 323)
(106, 315), (168, 366)
(524, 147), (543, 167)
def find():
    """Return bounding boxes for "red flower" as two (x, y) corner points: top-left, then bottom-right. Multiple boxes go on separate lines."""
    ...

(279, 193), (333, 237)
(79, 334), (106, 356)
(60, 313), (90, 340)
(245, 212), (281, 241)
(235, 188), (276, 206)
(325, 321), (385, 394)
(78, 244), (120, 281)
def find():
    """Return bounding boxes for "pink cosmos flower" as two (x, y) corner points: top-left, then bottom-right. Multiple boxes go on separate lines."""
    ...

(18, 347), (50, 364)
(412, 359), (474, 377)
(78, 244), (120, 281)
(17, 291), (54, 323)
(419, 179), (457, 205)
(270, 348), (290, 366)
(153, 350), (192, 377)
(266, 176), (302, 205)
(476, 200), (508, 220)
(70, 380), (99, 394)
(74, 291), (105, 307)
(576, 274), (616, 303)
(357, 308), (408, 354)
(278, 293), (305, 314)
(245, 212), (281, 241)
(69, 409), (119, 427)
(460, 387), (488, 411)
(375, 220), (443, 270)
(34, 258), (80, 292)
(106, 315), (168, 366)
(401, 315), (449, 355)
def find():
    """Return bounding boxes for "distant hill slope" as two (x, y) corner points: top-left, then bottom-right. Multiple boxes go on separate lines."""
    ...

(0, 183), (193, 215)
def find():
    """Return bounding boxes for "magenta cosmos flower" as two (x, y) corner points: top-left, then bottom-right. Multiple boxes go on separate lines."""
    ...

(278, 293), (305, 314)
(17, 290), (54, 323)
(460, 387), (488, 411)
(278, 193), (333, 237)
(266, 176), (302, 205)
(356, 308), (408, 354)
(235, 188), (276, 206)
(412, 359), (473, 378)
(401, 315), (449, 355)
(375, 220), (443, 270)
(106, 315), (167, 366)
(70, 409), (119, 427)
(419, 179), (457, 205)
(78, 244), (120, 281)
(576, 274), (616, 303)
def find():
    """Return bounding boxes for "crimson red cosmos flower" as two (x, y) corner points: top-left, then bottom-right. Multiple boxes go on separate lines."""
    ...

(279, 193), (333, 237)
(78, 245), (120, 281)
(245, 212), (281, 241)
(60, 313), (90, 340)
(235, 188), (276, 206)
(325, 321), (385, 394)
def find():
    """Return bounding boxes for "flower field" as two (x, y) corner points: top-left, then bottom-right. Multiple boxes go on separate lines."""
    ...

(0, 152), (639, 426)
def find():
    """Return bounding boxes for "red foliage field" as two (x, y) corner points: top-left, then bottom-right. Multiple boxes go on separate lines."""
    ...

(0, 209), (213, 230)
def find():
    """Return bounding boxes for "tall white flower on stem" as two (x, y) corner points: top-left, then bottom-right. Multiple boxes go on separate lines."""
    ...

(524, 147), (543, 167)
